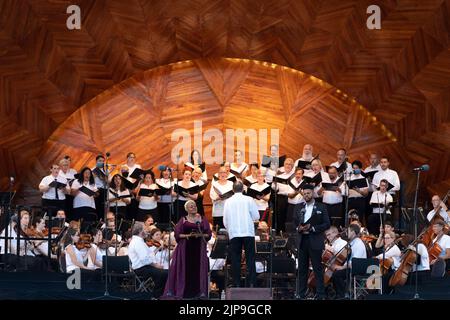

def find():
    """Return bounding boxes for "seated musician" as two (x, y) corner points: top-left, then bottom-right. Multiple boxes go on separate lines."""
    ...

(427, 195), (449, 224)
(208, 224), (226, 294)
(146, 227), (163, 256)
(128, 222), (168, 298)
(87, 229), (105, 270)
(324, 226), (347, 255)
(331, 224), (367, 299)
(56, 210), (70, 227)
(430, 219), (450, 274)
(367, 179), (393, 235)
(29, 215), (54, 259)
(375, 230), (401, 270)
(63, 228), (91, 273)
(143, 214), (156, 233)
(374, 221), (396, 249)
(153, 233), (174, 270)
(398, 234), (430, 280)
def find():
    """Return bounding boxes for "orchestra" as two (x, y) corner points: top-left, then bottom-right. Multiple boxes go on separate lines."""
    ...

(1, 145), (449, 300)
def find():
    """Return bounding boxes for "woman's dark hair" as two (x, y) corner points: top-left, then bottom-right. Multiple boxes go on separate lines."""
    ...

(77, 167), (95, 185)
(250, 162), (259, 170)
(150, 228), (161, 238)
(63, 227), (79, 248)
(144, 171), (155, 183)
(159, 166), (171, 179)
(31, 215), (44, 228)
(110, 174), (126, 192)
(352, 160), (363, 169)
(96, 154), (105, 161)
(190, 149), (202, 164)
(144, 214), (154, 223)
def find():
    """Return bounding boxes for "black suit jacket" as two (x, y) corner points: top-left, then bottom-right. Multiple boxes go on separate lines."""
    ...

(293, 201), (330, 250)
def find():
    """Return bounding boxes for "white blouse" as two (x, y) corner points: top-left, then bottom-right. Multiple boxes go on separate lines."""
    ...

(71, 180), (98, 209)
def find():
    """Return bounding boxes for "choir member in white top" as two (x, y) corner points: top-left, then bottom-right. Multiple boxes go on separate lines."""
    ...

(427, 195), (449, 224)
(319, 166), (345, 227)
(294, 144), (315, 175)
(135, 171), (159, 222)
(108, 174), (131, 220)
(325, 226), (348, 255)
(264, 144), (283, 183)
(39, 164), (70, 213)
(364, 153), (382, 192)
(58, 158), (76, 220)
(244, 163), (259, 191)
(172, 170), (198, 221)
(120, 152), (142, 186)
(214, 162), (236, 182)
(304, 159), (329, 200)
(210, 166), (234, 229)
(71, 167), (99, 221)
(272, 158), (295, 233)
(247, 169), (271, 221)
(92, 154), (108, 221)
(287, 168), (305, 226)
(156, 166), (175, 224)
(329, 148), (352, 176)
(230, 150), (248, 181)
(185, 149), (207, 181)
(371, 156), (400, 195)
(347, 160), (369, 221)
(368, 179), (393, 235)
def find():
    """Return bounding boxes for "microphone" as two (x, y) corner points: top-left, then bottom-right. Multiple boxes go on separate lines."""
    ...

(105, 152), (111, 158)
(413, 164), (430, 172)
(9, 176), (15, 184)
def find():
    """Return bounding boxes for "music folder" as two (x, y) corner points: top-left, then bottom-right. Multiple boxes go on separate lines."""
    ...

(48, 181), (67, 189)
(245, 186), (271, 199)
(174, 184), (200, 195)
(79, 186), (96, 197)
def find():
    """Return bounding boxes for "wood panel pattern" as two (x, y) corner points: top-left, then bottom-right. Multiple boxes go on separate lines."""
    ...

(20, 58), (400, 207)
(0, 0), (449, 205)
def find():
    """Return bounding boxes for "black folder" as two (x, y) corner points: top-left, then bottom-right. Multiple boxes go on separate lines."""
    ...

(155, 184), (172, 196)
(303, 173), (322, 185)
(261, 155), (286, 168)
(348, 178), (369, 189)
(48, 180), (67, 189)
(174, 184), (200, 195)
(213, 186), (234, 200)
(79, 185), (96, 197)
(246, 186), (271, 199)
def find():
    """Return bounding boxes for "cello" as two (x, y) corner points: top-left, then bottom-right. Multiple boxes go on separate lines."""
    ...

(388, 235), (420, 287)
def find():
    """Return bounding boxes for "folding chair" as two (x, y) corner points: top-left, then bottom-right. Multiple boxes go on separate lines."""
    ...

(132, 265), (155, 293)
(103, 256), (135, 292)
(351, 258), (383, 300)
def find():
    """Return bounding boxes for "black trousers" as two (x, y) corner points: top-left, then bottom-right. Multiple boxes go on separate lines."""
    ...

(137, 208), (159, 223)
(94, 188), (106, 220)
(367, 212), (385, 235)
(135, 265), (168, 298)
(174, 199), (187, 223)
(332, 268), (349, 298)
(325, 202), (343, 228)
(274, 195), (288, 233)
(297, 235), (325, 298)
(213, 217), (225, 230)
(157, 202), (172, 224)
(230, 237), (256, 287)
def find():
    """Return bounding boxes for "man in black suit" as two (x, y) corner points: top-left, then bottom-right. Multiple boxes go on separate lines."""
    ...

(294, 184), (330, 299)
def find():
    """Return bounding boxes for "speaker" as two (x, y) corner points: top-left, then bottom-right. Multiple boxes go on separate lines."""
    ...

(225, 288), (272, 300)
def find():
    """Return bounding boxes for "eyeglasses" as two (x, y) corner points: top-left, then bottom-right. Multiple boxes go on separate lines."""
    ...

(384, 236), (392, 239)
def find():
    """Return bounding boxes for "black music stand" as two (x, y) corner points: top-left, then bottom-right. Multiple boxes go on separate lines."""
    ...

(210, 233), (229, 289)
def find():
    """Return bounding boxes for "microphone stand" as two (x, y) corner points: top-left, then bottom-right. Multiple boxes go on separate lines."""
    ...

(166, 157), (179, 297)
(411, 168), (423, 300)
(90, 154), (125, 300)
(343, 171), (351, 299)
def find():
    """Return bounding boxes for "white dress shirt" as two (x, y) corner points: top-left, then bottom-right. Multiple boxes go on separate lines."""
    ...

(364, 165), (381, 192)
(433, 234), (450, 257)
(349, 237), (367, 265)
(321, 176), (345, 205)
(128, 235), (154, 270)
(372, 168), (400, 194)
(156, 178), (176, 203)
(272, 169), (295, 196)
(39, 175), (69, 200)
(210, 180), (234, 217)
(249, 182), (270, 211)
(303, 201), (315, 223)
(370, 191), (393, 214)
(71, 180), (98, 209)
(330, 161), (353, 175)
(376, 244), (402, 270)
(427, 209), (449, 223)
(287, 177), (305, 205)
(59, 169), (76, 182)
(223, 193), (260, 240)
(138, 183), (158, 210)
(331, 237), (348, 254)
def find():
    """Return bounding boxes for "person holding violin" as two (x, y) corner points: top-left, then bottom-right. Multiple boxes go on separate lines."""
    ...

(87, 229), (107, 270)
(29, 215), (53, 259)
(294, 184), (330, 300)
(163, 200), (212, 299)
(331, 223), (367, 299)
(154, 233), (174, 270)
(374, 221), (396, 250)
(128, 222), (168, 298)
(63, 227), (92, 273)
(146, 227), (163, 256)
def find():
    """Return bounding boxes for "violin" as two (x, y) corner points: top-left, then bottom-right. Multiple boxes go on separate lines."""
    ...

(361, 234), (378, 243)
(76, 233), (92, 250)
(145, 237), (162, 248)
